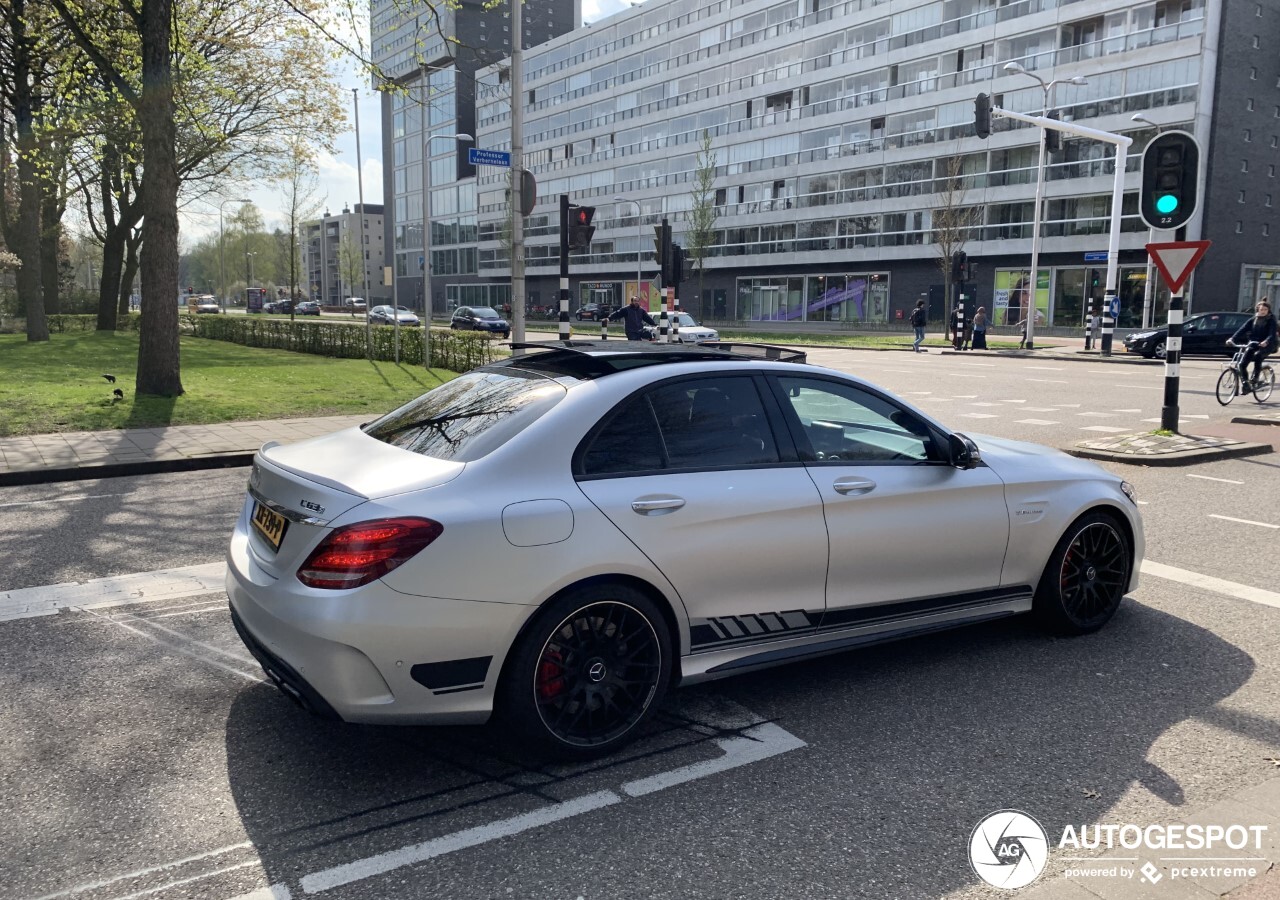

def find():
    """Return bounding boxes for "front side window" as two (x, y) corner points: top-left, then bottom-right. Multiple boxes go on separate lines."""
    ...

(775, 376), (937, 463)
(580, 376), (780, 476)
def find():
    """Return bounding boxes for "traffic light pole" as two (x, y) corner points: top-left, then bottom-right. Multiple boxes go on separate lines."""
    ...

(992, 107), (1131, 355)
(559, 194), (570, 341)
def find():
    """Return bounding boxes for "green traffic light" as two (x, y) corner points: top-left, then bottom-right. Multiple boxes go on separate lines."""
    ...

(1155, 194), (1179, 214)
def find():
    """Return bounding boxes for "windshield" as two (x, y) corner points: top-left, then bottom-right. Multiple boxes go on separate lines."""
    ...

(473, 307), (500, 319)
(674, 314), (697, 327)
(362, 370), (565, 461)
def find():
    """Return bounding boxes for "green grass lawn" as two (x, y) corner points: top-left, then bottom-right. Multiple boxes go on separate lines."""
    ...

(713, 329), (1020, 350)
(0, 331), (455, 437)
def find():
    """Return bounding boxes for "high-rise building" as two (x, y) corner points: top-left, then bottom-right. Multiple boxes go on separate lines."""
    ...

(453, 0), (1277, 328)
(373, 0), (578, 316)
(301, 204), (386, 306)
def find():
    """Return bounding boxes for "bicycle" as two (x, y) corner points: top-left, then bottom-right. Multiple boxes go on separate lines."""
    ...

(1216, 341), (1275, 405)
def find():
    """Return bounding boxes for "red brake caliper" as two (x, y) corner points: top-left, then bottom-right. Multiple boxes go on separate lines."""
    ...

(536, 650), (565, 700)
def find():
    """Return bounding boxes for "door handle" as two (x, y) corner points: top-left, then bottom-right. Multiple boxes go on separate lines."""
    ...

(631, 497), (686, 515)
(833, 477), (876, 495)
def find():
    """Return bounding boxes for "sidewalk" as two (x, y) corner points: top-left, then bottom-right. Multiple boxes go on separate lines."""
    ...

(0, 415), (369, 486)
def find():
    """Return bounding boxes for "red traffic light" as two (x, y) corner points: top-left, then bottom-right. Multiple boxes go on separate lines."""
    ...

(574, 207), (594, 225)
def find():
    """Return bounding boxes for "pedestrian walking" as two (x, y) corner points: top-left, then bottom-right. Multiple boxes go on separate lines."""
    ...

(1017, 318), (1027, 350)
(607, 295), (656, 341)
(972, 307), (988, 350)
(910, 300), (927, 352)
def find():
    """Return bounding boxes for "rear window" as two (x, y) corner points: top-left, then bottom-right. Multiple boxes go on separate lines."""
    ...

(363, 370), (565, 461)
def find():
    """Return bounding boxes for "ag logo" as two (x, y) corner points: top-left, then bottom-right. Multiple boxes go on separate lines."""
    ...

(969, 810), (1049, 890)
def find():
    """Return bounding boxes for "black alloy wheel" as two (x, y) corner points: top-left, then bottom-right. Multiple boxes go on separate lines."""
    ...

(502, 585), (671, 757)
(1034, 512), (1130, 635)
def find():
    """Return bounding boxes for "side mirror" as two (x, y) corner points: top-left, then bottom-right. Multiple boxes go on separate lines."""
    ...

(948, 433), (982, 469)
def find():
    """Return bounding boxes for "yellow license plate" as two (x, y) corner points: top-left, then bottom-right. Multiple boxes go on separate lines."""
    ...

(251, 501), (287, 552)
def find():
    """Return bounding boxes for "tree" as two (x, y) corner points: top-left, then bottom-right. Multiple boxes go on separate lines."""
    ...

(337, 229), (363, 307)
(931, 152), (984, 326)
(685, 129), (718, 320)
(277, 137), (322, 318)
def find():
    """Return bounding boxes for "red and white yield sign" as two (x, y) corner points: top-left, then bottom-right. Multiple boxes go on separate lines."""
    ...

(1146, 240), (1211, 294)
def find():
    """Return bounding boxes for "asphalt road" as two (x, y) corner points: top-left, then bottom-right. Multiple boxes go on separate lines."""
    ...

(2, 351), (1278, 900)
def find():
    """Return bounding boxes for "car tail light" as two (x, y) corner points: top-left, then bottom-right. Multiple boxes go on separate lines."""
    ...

(297, 517), (443, 589)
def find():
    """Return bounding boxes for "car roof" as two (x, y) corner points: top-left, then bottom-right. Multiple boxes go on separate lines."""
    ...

(495, 340), (807, 380)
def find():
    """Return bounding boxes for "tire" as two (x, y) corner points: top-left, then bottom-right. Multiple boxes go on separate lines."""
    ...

(499, 583), (672, 758)
(1033, 512), (1131, 635)
(1254, 366), (1275, 403)
(1153, 340), (1167, 360)
(1216, 368), (1240, 406)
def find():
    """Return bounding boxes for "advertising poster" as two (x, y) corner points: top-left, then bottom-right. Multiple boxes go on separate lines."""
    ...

(994, 270), (1049, 325)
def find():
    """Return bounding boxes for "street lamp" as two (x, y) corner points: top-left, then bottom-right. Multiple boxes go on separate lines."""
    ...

(219, 198), (250, 312)
(1003, 62), (1087, 349)
(245, 250), (257, 292)
(614, 197), (643, 309)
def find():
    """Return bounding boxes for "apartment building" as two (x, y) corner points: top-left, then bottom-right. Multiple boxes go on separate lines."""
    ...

(446, 0), (1278, 328)
(301, 204), (387, 306)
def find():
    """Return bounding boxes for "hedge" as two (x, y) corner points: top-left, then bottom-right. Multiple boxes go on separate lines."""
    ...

(18, 314), (498, 370)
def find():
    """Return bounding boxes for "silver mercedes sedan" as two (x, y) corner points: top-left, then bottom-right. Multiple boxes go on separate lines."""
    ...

(226, 341), (1142, 757)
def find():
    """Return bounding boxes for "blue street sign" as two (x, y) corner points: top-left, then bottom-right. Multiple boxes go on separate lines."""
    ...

(1108, 297), (1119, 318)
(1083, 251), (1109, 262)
(468, 148), (511, 167)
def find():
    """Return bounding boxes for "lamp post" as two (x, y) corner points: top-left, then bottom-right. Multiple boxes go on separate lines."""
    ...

(1003, 63), (1087, 349)
(1131, 113), (1164, 329)
(219, 198), (250, 312)
(614, 197), (642, 308)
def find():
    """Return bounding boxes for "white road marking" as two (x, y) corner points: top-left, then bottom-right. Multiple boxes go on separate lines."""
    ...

(301, 791), (617, 893)
(31, 842), (253, 900)
(114, 862), (262, 900)
(1208, 514), (1278, 529)
(0, 562), (226, 622)
(961, 413), (1000, 419)
(902, 391), (932, 395)
(946, 373), (987, 378)
(226, 888), (291, 900)
(954, 361), (996, 367)
(1141, 560), (1280, 609)
(1077, 412), (1116, 417)
(1016, 419), (1061, 426)
(1187, 474), (1245, 485)
(622, 723), (807, 796)
(1029, 379), (1068, 384)
(81, 607), (262, 683)
(969, 402), (1001, 407)
(1024, 366), (1064, 371)
(1112, 409), (1143, 413)
(141, 604), (230, 620)
(1054, 403), (1082, 408)
(997, 399), (1027, 403)
(1080, 426), (1130, 433)
(1025, 407), (1059, 412)
(951, 395), (978, 399)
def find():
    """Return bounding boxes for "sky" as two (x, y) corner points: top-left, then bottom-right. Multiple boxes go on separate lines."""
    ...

(179, 0), (635, 246)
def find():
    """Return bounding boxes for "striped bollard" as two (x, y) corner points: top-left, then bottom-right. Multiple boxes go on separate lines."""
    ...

(671, 302), (680, 343)
(659, 289), (669, 343)
(1100, 291), (1116, 357)
(953, 295), (965, 351)
(1160, 291), (1184, 431)
(600, 315), (608, 341)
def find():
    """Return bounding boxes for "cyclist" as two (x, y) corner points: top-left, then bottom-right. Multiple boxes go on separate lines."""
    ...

(1227, 298), (1278, 393)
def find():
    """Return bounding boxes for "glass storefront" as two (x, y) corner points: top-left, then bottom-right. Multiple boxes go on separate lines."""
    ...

(994, 266), (1170, 328)
(735, 273), (889, 323)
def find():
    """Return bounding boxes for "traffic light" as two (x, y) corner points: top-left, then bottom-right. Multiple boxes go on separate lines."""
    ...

(1044, 109), (1061, 153)
(671, 244), (684, 287)
(951, 250), (967, 282)
(568, 205), (596, 251)
(652, 222), (671, 277)
(1139, 130), (1200, 230)
(974, 93), (991, 140)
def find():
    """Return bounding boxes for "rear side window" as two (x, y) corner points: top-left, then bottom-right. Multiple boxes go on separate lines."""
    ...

(364, 370), (564, 461)
(580, 376), (780, 476)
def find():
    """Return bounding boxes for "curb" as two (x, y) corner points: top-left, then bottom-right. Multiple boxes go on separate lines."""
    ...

(1230, 414), (1280, 427)
(1068, 441), (1273, 467)
(0, 453), (254, 488)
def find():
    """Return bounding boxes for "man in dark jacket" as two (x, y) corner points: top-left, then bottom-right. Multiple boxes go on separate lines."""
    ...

(608, 296), (656, 341)
(1229, 299), (1278, 392)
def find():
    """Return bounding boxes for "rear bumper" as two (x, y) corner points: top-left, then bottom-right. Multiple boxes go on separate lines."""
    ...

(225, 516), (533, 725)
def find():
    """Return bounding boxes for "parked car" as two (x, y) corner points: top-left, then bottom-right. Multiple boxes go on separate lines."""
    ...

(574, 303), (614, 321)
(273, 299), (294, 315)
(642, 312), (719, 344)
(1123, 310), (1254, 359)
(295, 301), (321, 316)
(195, 298), (221, 314)
(450, 305), (511, 339)
(368, 305), (421, 326)
(262, 300), (278, 314)
(346, 298), (367, 311)
(227, 340), (1143, 758)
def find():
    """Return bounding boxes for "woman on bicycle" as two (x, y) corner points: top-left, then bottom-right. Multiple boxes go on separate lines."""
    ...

(1228, 299), (1277, 393)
